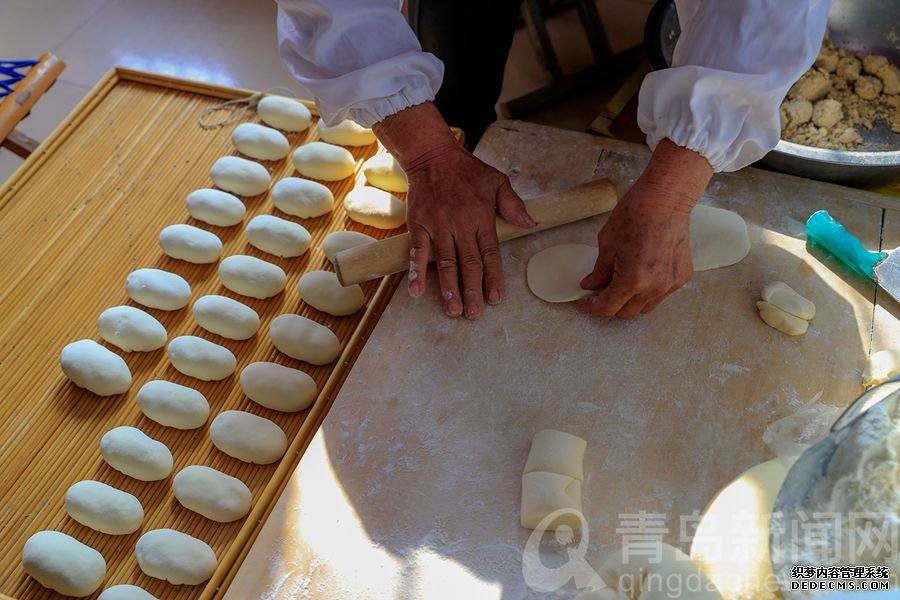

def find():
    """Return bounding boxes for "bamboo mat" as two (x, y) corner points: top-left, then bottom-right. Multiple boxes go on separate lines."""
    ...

(0, 68), (421, 599)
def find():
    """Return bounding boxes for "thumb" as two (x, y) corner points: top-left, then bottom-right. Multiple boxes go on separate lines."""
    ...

(496, 180), (536, 229)
(581, 248), (613, 290)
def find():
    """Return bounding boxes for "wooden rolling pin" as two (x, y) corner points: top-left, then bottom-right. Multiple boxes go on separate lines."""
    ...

(334, 178), (618, 286)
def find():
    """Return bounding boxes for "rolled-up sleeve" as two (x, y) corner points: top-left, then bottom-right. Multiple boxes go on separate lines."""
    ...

(276, 0), (444, 127)
(637, 0), (833, 172)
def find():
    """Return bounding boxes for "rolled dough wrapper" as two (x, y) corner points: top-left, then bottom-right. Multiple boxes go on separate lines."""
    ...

(272, 177), (335, 218)
(257, 96), (311, 132)
(185, 188), (246, 227)
(210, 156), (271, 197)
(192, 294), (260, 340)
(125, 268), (191, 311)
(97, 305), (167, 352)
(862, 349), (900, 387)
(100, 426), (173, 481)
(135, 529), (217, 585)
(690, 205), (750, 271)
(526, 244), (598, 303)
(520, 471), (583, 531)
(690, 459), (788, 600)
(292, 142), (356, 181)
(98, 585), (158, 600)
(246, 214), (312, 258)
(524, 429), (587, 481)
(210, 410), (288, 464)
(757, 301), (808, 336)
(362, 153), (408, 193)
(761, 281), (815, 320)
(158, 224), (223, 264)
(322, 231), (376, 263)
(218, 254), (287, 299)
(136, 380), (210, 429)
(240, 361), (317, 412)
(64, 480), (144, 535)
(167, 335), (237, 381)
(317, 119), (376, 146)
(344, 186), (406, 229)
(269, 313), (341, 365)
(297, 270), (365, 316)
(172, 465), (252, 523)
(231, 122), (290, 161)
(60, 339), (132, 396)
(22, 531), (106, 597)
(601, 542), (723, 600)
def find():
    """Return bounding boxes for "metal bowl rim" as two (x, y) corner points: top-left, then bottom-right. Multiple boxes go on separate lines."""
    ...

(773, 140), (900, 167)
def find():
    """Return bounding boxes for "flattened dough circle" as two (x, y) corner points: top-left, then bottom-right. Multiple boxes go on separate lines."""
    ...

(526, 244), (598, 303)
(690, 204), (750, 271)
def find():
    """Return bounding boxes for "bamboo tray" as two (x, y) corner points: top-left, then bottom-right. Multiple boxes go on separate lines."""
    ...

(0, 68), (423, 599)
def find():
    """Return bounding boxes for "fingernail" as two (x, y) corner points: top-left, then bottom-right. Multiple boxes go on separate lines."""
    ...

(466, 303), (480, 319)
(408, 280), (422, 298)
(488, 289), (501, 305)
(446, 299), (462, 317)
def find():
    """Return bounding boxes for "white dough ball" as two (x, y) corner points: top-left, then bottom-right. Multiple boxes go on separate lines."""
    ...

(271, 177), (334, 218)
(210, 410), (288, 464)
(231, 122), (290, 160)
(135, 529), (217, 585)
(269, 314), (341, 365)
(257, 95), (311, 132)
(192, 295), (260, 340)
(98, 584), (158, 600)
(757, 301), (808, 336)
(218, 254), (287, 299)
(97, 306), (167, 352)
(322, 231), (377, 264)
(210, 155), (271, 196)
(173, 465), (252, 523)
(60, 340), (132, 396)
(158, 224), (223, 264)
(520, 471), (583, 531)
(297, 270), (365, 316)
(125, 268), (191, 311)
(362, 153), (408, 192)
(246, 214), (312, 258)
(136, 380), (210, 429)
(344, 186), (406, 229)
(22, 531), (106, 597)
(64, 480), (144, 534)
(185, 188), (246, 227)
(761, 281), (815, 320)
(524, 429), (586, 482)
(292, 141), (356, 181)
(316, 119), (376, 146)
(167, 335), (236, 381)
(100, 426), (173, 481)
(239, 361), (317, 412)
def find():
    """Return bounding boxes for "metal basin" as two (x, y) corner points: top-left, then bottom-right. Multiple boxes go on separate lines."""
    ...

(643, 0), (900, 186)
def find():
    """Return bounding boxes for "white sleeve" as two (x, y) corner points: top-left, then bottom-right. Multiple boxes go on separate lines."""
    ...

(637, 0), (834, 172)
(275, 0), (444, 127)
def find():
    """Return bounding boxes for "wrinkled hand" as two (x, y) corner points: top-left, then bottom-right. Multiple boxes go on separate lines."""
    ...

(404, 143), (535, 319)
(577, 139), (713, 319)
(373, 102), (534, 319)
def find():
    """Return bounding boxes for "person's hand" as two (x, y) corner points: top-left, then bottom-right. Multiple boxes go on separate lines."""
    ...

(577, 139), (713, 319)
(373, 102), (535, 319)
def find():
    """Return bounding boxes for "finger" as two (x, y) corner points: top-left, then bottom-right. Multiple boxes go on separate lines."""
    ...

(641, 286), (681, 314)
(433, 231), (463, 318)
(576, 278), (635, 316)
(407, 225), (431, 298)
(456, 233), (485, 320)
(616, 295), (651, 320)
(476, 226), (504, 306)
(581, 245), (614, 291)
(496, 180), (536, 229)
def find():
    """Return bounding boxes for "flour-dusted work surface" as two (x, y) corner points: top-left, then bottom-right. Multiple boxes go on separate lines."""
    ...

(228, 121), (890, 599)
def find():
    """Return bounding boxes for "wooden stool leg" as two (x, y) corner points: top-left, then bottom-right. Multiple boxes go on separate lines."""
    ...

(0, 53), (66, 149)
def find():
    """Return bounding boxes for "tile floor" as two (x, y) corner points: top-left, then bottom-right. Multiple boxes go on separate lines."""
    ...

(0, 0), (651, 182)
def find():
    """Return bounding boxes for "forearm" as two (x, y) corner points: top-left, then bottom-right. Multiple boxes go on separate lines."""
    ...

(371, 102), (459, 169)
(637, 139), (713, 214)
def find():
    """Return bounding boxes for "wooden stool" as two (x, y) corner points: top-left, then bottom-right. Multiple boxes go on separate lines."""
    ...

(0, 52), (66, 158)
